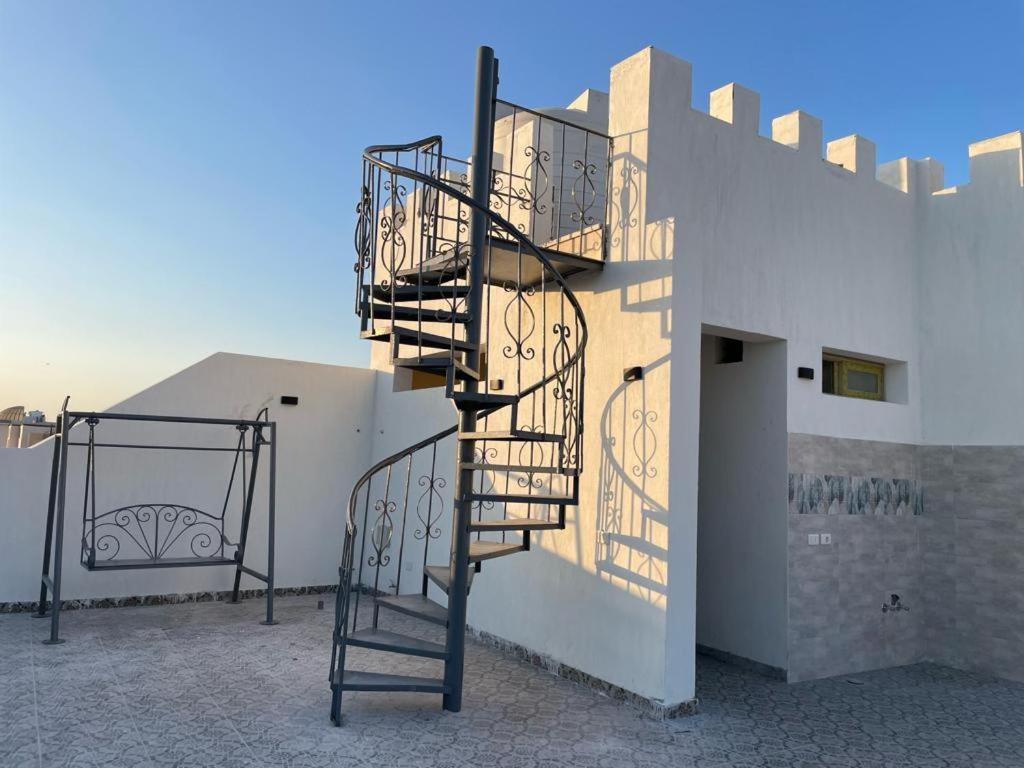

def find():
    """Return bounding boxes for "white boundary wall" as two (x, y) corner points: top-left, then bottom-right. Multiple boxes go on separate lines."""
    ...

(0, 353), (377, 603)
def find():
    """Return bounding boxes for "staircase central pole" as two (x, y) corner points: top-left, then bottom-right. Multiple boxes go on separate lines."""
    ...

(444, 44), (497, 714)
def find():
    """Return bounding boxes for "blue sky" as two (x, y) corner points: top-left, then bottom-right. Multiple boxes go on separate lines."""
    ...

(2, 1), (1021, 414)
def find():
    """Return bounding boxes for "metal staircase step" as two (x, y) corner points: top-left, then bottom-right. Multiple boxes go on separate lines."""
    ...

(396, 252), (469, 286)
(469, 540), (526, 563)
(394, 238), (605, 289)
(369, 284), (472, 302)
(469, 517), (562, 532)
(345, 628), (448, 659)
(334, 670), (448, 694)
(460, 462), (573, 475)
(450, 391), (518, 410)
(361, 325), (477, 353)
(467, 492), (575, 506)
(458, 430), (564, 443)
(375, 594), (448, 627)
(393, 353), (479, 382)
(360, 302), (471, 325)
(424, 564), (474, 595)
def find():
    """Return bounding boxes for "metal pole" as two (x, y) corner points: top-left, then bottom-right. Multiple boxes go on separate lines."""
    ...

(231, 427), (262, 602)
(443, 45), (497, 714)
(261, 422), (278, 626)
(34, 414), (63, 618)
(44, 407), (70, 644)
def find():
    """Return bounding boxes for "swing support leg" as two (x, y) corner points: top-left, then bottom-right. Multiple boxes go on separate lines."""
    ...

(43, 408), (71, 645)
(226, 418), (276, 626)
(230, 430), (261, 604)
(34, 414), (63, 619)
(260, 421), (277, 626)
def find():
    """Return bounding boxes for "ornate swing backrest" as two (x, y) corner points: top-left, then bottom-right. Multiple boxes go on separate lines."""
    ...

(77, 410), (267, 570)
(84, 504), (231, 565)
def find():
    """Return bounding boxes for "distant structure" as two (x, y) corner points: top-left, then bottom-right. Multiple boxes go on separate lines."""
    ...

(1, 405), (54, 448)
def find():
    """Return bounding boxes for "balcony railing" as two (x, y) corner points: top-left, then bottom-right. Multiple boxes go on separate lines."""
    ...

(435, 99), (612, 262)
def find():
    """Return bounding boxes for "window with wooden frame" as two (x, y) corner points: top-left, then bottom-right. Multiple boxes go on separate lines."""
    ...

(822, 354), (884, 401)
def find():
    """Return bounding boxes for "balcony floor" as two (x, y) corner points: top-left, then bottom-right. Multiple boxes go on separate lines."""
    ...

(1, 595), (1022, 767)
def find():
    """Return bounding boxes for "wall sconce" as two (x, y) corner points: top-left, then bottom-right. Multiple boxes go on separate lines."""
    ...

(623, 366), (643, 382)
(280, 395), (299, 406)
(797, 367), (814, 380)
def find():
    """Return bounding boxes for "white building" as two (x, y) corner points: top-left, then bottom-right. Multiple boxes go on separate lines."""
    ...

(0, 405), (54, 448)
(2, 45), (1022, 719)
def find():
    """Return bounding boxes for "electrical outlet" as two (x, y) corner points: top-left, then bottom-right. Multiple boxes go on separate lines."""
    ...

(821, 533), (832, 545)
(808, 533), (820, 546)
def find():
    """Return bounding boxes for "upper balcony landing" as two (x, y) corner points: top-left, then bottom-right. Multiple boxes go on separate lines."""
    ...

(429, 95), (611, 282)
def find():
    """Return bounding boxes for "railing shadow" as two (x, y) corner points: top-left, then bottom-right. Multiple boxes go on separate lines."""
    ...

(595, 144), (674, 340)
(594, 353), (671, 603)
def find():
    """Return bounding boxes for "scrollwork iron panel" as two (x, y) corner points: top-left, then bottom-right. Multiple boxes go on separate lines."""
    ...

(81, 504), (231, 565)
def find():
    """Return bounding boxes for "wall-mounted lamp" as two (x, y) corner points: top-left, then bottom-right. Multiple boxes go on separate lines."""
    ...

(797, 367), (815, 380)
(715, 337), (743, 364)
(280, 395), (299, 406)
(623, 366), (643, 382)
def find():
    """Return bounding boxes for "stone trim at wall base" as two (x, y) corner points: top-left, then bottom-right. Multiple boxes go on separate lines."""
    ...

(469, 626), (699, 719)
(696, 643), (787, 680)
(0, 584), (339, 614)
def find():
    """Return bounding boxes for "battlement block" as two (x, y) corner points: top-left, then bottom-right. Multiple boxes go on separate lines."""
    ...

(610, 47), (693, 136)
(770, 110), (822, 158)
(827, 134), (876, 178)
(709, 83), (760, 134)
(878, 157), (912, 192)
(916, 158), (945, 194)
(567, 88), (610, 126)
(968, 130), (1023, 188)
(877, 157), (946, 196)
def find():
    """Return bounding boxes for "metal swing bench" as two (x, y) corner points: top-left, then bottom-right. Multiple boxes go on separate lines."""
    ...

(35, 403), (277, 644)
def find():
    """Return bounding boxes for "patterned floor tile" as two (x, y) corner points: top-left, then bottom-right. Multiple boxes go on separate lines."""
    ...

(2, 596), (1024, 767)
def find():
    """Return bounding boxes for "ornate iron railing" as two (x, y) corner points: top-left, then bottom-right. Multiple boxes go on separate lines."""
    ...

(437, 100), (612, 261)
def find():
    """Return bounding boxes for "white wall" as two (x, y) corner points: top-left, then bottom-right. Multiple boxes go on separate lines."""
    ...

(601, 46), (1021, 701)
(0, 352), (377, 603)
(696, 336), (788, 669)
(664, 68), (921, 445)
(919, 133), (1024, 445)
(610, 47), (1020, 699)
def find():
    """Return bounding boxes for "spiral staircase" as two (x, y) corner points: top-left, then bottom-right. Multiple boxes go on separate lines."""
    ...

(328, 48), (609, 724)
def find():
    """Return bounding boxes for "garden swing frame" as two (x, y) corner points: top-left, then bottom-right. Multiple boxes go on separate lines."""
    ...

(34, 401), (277, 644)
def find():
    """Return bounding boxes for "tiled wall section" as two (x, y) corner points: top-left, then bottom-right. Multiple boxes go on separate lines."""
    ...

(789, 434), (1024, 685)
(787, 434), (924, 683)
(920, 446), (1024, 683)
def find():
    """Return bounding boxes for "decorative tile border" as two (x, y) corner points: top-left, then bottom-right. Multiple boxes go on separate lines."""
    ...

(469, 626), (698, 719)
(788, 472), (923, 516)
(0, 584), (338, 615)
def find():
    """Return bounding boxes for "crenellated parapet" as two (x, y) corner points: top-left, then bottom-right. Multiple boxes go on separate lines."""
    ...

(604, 47), (1019, 205)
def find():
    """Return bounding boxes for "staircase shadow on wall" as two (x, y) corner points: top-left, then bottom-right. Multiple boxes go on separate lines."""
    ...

(594, 354), (670, 601)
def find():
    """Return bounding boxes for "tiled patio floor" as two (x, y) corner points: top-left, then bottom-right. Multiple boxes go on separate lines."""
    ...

(2, 596), (1023, 767)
